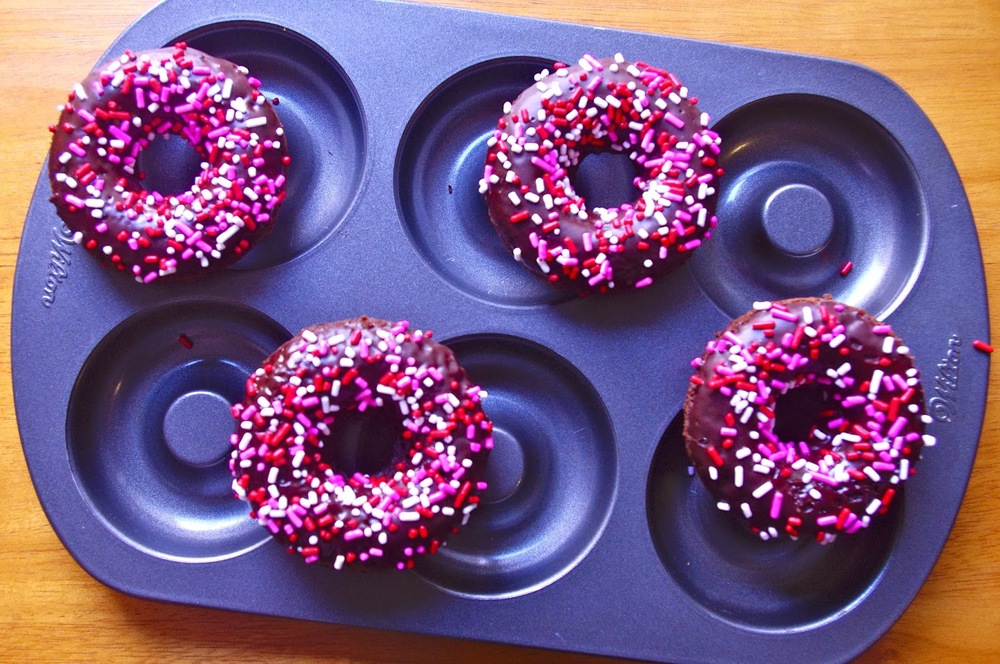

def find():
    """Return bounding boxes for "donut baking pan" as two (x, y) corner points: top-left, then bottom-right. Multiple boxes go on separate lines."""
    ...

(12, 0), (989, 662)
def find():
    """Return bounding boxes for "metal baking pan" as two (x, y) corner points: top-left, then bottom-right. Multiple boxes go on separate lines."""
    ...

(12, 0), (989, 661)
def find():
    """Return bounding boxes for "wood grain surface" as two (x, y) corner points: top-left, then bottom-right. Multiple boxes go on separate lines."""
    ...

(2, 0), (998, 661)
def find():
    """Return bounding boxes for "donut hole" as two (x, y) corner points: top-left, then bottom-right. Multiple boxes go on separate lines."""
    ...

(135, 131), (206, 198)
(572, 149), (644, 211)
(321, 407), (405, 477)
(772, 383), (840, 445)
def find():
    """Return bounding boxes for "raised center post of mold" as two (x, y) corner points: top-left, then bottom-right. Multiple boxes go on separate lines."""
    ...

(163, 391), (234, 468)
(762, 184), (834, 256)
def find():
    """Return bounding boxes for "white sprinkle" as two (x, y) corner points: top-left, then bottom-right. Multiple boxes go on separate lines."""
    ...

(869, 369), (884, 396)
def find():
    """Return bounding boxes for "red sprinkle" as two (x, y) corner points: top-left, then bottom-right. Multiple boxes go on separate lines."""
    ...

(973, 339), (994, 353)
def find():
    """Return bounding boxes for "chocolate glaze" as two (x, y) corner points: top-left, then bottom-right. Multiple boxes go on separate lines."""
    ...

(482, 55), (722, 294)
(230, 317), (494, 570)
(48, 45), (288, 283)
(684, 297), (929, 543)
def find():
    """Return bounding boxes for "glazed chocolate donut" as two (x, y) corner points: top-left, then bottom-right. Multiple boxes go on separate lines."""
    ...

(48, 43), (290, 283)
(229, 317), (494, 570)
(684, 297), (935, 543)
(480, 53), (722, 294)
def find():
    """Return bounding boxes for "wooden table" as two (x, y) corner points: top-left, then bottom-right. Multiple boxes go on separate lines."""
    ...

(2, 0), (997, 661)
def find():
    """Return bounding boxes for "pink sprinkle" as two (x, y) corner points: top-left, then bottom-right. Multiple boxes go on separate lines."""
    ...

(108, 124), (132, 144)
(887, 416), (908, 439)
(635, 277), (653, 288)
(770, 491), (784, 519)
(846, 518), (866, 535)
(664, 112), (686, 129)
(811, 473), (839, 486)
(771, 309), (799, 322)
(530, 156), (556, 174)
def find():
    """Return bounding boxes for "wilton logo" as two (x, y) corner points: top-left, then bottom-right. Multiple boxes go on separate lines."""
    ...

(928, 334), (961, 423)
(42, 224), (76, 308)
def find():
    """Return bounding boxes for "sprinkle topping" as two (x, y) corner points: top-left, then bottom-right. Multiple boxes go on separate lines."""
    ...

(684, 298), (932, 543)
(48, 43), (289, 283)
(229, 318), (494, 569)
(481, 54), (722, 294)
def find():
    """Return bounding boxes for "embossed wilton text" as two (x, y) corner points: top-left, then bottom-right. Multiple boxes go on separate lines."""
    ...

(928, 334), (961, 423)
(41, 224), (75, 308)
